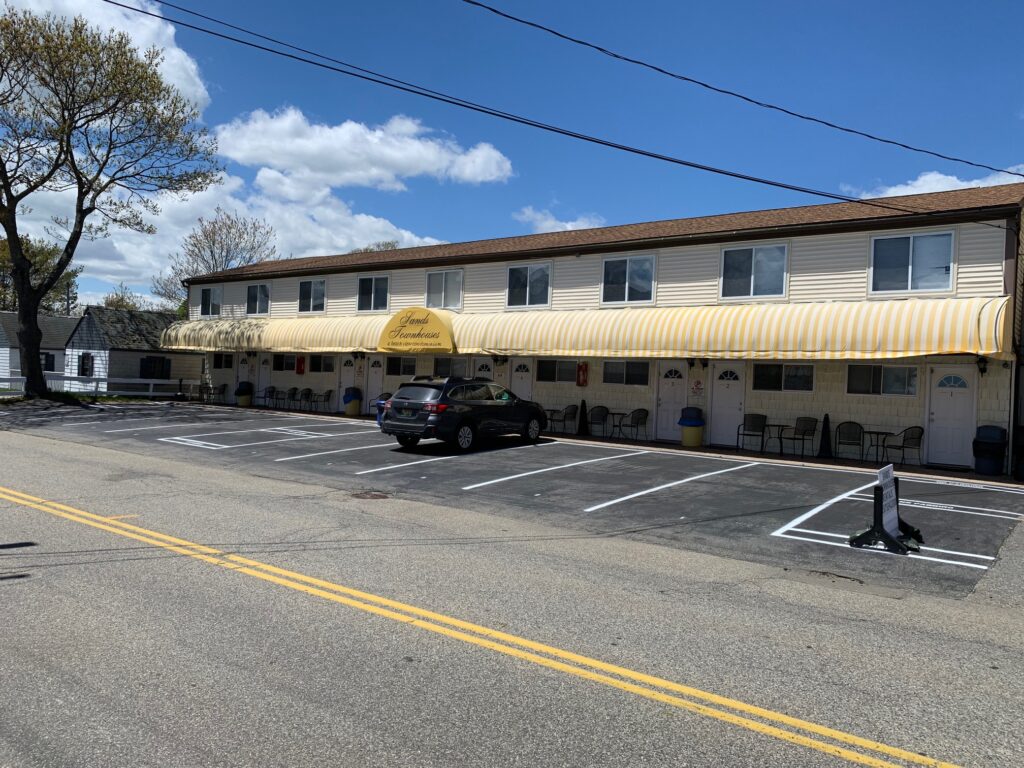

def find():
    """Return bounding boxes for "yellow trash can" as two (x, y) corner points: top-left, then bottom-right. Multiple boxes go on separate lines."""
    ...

(345, 399), (362, 416)
(681, 425), (703, 447)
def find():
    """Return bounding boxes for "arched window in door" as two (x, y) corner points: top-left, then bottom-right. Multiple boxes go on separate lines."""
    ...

(718, 369), (739, 381)
(663, 368), (684, 379)
(937, 375), (968, 389)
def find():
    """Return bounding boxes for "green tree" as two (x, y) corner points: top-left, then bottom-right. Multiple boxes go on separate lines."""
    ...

(347, 240), (399, 253)
(0, 9), (219, 396)
(101, 282), (155, 312)
(151, 206), (277, 307)
(0, 237), (82, 315)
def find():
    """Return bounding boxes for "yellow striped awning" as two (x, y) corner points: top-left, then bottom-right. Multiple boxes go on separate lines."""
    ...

(161, 315), (389, 353)
(449, 297), (1012, 360)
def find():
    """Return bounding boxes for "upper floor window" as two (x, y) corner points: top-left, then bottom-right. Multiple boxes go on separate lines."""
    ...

(358, 275), (389, 312)
(298, 279), (325, 312)
(602, 255), (654, 304)
(507, 264), (550, 307)
(426, 269), (463, 309)
(200, 286), (222, 316)
(722, 244), (787, 298)
(871, 232), (953, 293)
(247, 284), (270, 315)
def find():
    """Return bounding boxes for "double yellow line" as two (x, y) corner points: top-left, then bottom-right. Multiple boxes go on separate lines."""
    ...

(0, 483), (957, 768)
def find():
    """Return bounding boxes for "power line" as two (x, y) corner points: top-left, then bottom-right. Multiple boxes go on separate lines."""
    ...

(101, 0), (1011, 229)
(460, 0), (1024, 182)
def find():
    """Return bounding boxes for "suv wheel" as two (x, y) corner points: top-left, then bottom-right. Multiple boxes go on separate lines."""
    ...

(396, 435), (420, 448)
(454, 422), (477, 452)
(522, 416), (541, 443)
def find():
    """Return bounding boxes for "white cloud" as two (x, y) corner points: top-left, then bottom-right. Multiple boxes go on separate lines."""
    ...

(8, 0), (209, 111)
(217, 108), (513, 194)
(842, 164), (1024, 198)
(513, 206), (605, 234)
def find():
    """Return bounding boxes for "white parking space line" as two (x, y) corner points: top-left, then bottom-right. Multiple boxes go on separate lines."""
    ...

(584, 462), (759, 513)
(776, 532), (989, 570)
(904, 477), (1024, 496)
(462, 450), (649, 490)
(160, 429), (381, 450)
(770, 480), (877, 537)
(103, 415), (309, 433)
(21, 412), (133, 421)
(275, 443), (396, 462)
(849, 494), (1023, 520)
(356, 455), (460, 474)
(788, 528), (996, 561)
(161, 422), (364, 439)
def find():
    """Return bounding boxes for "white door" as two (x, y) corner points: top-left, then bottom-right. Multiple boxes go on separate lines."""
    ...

(655, 361), (688, 441)
(473, 356), (495, 381)
(365, 355), (384, 414)
(709, 362), (745, 447)
(927, 366), (975, 466)
(255, 354), (270, 394)
(509, 357), (533, 401)
(335, 356), (356, 412)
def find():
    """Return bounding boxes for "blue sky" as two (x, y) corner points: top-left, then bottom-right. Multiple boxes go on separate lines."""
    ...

(17, 0), (1024, 305)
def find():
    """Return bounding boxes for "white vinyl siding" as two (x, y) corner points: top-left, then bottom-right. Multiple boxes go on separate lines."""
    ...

(463, 263), (507, 313)
(956, 221), (1005, 296)
(552, 255), (600, 310)
(656, 246), (719, 306)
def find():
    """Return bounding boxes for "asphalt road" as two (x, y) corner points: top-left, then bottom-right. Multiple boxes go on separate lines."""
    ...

(2, 401), (1023, 767)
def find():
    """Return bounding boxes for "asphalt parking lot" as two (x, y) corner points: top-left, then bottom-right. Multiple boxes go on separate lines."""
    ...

(4, 400), (1022, 596)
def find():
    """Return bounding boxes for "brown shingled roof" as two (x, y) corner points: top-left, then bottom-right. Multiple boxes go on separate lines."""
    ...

(189, 183), (1024, 285)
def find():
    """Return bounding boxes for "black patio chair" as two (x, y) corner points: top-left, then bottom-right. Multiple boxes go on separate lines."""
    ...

(547, 404), (578, 434)
(312, 389), (334, 412)
(780, 417), (818, 459)
(255, 386), (276, 407)
(298, 388), (314, 411)
(834, 421), (865, 461)
(284, 386), (300, 410)
(736, 413), (767, 452)
(620, 408), (649, 441)
(588, 405), (610, 437)
(884, 426), (924, 466)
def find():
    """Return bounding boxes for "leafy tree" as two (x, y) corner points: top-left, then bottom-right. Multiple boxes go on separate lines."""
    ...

(348, 240), (399, 253)
(0, 9), (219, 396)
(151, 206), (277, 306)
(0, 237), (82, 315)
(101, 282), (156, 312)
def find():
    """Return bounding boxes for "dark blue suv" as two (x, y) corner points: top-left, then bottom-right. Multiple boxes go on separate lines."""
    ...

(380, 377), (547, 451)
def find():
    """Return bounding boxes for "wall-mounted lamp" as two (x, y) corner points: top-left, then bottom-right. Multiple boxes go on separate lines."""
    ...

(976, 356), (988, 376)
(686, 358), (696, 369)
(351, 351), (366, 360)
(699, 358), (709, 369)
(261, 358), (270, 366)
(491, 355), (509, 366)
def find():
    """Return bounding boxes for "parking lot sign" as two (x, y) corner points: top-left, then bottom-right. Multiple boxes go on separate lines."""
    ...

(849, 465), (923, 554)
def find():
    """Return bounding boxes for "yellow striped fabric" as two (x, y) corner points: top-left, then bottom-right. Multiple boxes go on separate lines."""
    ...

(161, 315), (389, 353)
(449, 297), (1012, 360)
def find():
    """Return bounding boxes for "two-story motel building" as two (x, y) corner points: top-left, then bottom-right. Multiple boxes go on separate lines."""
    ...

(159, 183), (1024, 470)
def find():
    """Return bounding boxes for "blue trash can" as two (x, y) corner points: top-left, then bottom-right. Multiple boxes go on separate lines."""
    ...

(677, 407), (705, 447)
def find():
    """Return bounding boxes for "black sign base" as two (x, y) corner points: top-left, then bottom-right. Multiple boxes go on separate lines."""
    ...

(848, 481), (923, 554)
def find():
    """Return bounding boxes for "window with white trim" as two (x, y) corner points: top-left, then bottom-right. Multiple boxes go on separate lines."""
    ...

(358, 275), (389, 311)
(847, 364), (918, 396)
(752, 363), (813, 392)
(200, 286), (222, 316)
(426, 269), (463, 309)
(602, 255), (654, 303)
(871, 232), (953, 292)
(602, 361), (650, 386)
(721, 244), (787, 298)
(247, 284), (270, 315)
(298, 279), (325, 312)
(433, 357), (467, 378)
(272, 354), (297, 372)
(309, 354), (334, 373)
(78, 352), (93, 377)
(507, 264), (550, 307)
(537, 359), (577, 382)
(386, 356), (416, 376)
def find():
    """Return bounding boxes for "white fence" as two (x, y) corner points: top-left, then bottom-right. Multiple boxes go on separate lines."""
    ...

(0, 374), (202, 398)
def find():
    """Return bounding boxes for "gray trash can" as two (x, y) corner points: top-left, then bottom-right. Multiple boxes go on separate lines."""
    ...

(973, 425), (1007, 475)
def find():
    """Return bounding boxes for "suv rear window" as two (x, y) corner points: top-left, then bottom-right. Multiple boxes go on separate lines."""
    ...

(392, 385), (442, 401)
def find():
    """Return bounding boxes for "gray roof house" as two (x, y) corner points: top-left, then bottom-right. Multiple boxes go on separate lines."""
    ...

(64, 306), (203, 393)
(0, 311), (80, 379)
